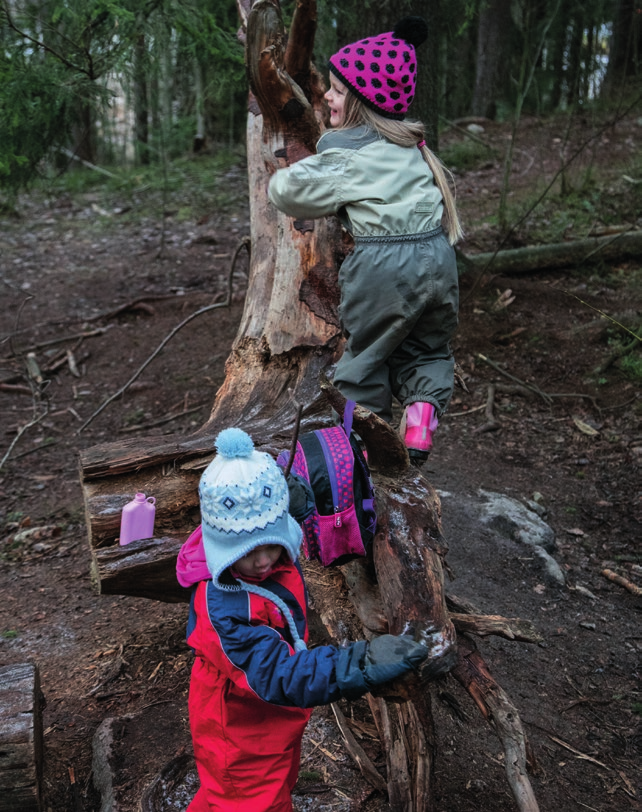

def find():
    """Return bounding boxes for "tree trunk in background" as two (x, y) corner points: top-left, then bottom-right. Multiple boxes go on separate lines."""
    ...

(443, 16), (476, 120)
(471, 0), (513, 119)
(133, 34), (150, 165)
(604, 0), (642, 89)
(72, 101), (95, 164)
(566, 6), (584, 107)
(193, 58), (206, 152)
(549, 0), (571, 110)
(336, 0), (441, 149)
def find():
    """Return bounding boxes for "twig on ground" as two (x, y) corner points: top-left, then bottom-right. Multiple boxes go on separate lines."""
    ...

(476, 354), (553, 404)
(473, 383), (500, 434)
(0, 383), (32, 395)
(0, 412), (50, 472)
(78, 299), (228, 433)
(448, 403), (486, 418)
(597, 326), (642, 374)
(119, 404), (205, 433)
(330, 703), (387, 793)
(601, 569), (642, 596)
(1, 327), (108, 359)
(548, 735), (609, 769)
(0, 296), (52, 471)
(78, 259), (240, 433)
(477, 355), (601, 411)
(230, 236), (251, 280)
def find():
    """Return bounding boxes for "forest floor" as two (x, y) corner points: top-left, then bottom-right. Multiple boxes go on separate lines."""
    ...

(0, 109), (641, 812)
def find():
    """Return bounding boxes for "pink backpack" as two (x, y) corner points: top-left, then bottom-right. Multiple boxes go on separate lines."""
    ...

(277, 401), (376, 567)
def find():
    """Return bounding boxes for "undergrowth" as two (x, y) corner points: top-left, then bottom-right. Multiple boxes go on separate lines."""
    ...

(15, 150), (246, 222)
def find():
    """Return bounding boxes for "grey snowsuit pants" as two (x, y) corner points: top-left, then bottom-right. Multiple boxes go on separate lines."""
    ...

(333, 227), (459, 424)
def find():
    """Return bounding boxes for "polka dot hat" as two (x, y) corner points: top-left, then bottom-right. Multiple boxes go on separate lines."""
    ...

(328, 17), (428, 120)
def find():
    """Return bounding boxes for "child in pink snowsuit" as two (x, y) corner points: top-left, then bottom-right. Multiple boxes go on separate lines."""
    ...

(177, 427), (429, 811)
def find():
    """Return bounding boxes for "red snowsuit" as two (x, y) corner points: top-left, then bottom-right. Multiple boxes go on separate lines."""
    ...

(181, 529), (344, 812)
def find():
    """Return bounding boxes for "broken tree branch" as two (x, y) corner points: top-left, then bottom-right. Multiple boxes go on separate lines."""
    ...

(476, 354), (553, 405)
(473, 383), (500, 434)
(601, 569), (642, 596)
(451, 635), (539, 812)
(450, 613), (543, 643)
(330, 703), (387, 794)
(78, 259), (237, 434)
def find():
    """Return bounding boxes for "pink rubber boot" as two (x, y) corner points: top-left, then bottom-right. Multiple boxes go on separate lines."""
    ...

(402, 402), (439, 465)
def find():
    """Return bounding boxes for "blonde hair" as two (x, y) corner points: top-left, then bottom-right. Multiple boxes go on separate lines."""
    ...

(340, 94), (463, 245)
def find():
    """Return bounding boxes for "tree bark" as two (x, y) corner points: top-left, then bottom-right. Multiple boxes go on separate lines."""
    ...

(0, 663), (44, 812)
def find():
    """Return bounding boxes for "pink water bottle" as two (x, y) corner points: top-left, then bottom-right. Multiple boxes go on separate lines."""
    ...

(119, 493), (156, 546)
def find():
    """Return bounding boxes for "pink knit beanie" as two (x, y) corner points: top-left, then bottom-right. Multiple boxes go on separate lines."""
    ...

(328, 17), (428, 120)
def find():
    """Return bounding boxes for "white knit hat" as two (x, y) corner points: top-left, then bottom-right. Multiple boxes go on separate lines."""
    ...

(199, 427), (303, 590)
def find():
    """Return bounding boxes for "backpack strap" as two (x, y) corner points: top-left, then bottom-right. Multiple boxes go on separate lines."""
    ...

(342, 400), (356, 437)
(314, 427), (353, 515)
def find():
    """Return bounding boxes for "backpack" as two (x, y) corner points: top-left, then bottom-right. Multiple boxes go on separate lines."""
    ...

(277, 401), (377, 567)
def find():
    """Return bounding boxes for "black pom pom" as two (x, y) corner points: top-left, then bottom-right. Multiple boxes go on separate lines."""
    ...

(393, 16), (428, 47)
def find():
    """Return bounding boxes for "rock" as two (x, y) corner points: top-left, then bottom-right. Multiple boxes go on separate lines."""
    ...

(477, 489), (556, 552)
(532, 546), (566, 586)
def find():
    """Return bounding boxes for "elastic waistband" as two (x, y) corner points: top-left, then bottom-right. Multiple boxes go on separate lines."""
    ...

(354, 226), (443, 245)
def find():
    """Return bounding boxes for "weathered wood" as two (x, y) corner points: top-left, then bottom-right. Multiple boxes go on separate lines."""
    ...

(245, 0), (319, 152)
(0, 663), (44, 812)
(140, 753), (193, 812)
(458, 229), (642, 276)
(451, 635), (539, 812)
(373, 477), (457, 681)
(91, 537), (191, 602)
(330, 702), (387, 794)
(450, 613), (543, 644)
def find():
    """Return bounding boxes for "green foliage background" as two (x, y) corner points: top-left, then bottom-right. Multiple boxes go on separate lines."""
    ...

(0, 0), (640, 195)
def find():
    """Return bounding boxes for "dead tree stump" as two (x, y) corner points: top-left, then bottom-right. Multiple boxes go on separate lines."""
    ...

(78, 2), (541, 810)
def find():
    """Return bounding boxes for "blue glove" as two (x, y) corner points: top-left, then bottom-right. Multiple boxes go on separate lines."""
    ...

(336, 635), (428, 700)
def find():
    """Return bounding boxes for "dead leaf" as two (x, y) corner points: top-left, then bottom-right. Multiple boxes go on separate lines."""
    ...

(491, 289), (516, 312)
(565, 527), (585, 536)
(26, 352), (43, 384)
(13, 525), (63, 545)
(573, 417), (599, 436)
(67, 350), (81, 378)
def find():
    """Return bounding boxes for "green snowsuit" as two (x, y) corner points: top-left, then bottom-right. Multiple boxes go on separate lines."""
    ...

(268, 125), (459, 424)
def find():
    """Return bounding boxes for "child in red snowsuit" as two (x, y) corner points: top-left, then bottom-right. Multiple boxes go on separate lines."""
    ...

(176, 427), (428, 812)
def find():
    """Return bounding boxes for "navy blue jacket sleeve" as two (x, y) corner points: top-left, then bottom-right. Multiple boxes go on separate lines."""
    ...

(203, 583), (348, 709)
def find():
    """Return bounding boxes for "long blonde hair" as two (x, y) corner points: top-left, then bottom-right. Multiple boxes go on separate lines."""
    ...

(340, 94), (463, 245)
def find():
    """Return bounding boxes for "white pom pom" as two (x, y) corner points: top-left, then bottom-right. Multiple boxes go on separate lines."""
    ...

(215, 428), (255, 459)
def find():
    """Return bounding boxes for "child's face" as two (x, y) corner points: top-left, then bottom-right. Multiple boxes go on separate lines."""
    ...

(325, 75), (348, 128)
(234, 544), (283, 579)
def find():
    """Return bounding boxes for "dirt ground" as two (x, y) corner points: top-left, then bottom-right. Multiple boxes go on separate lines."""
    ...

(1, 112), (640, 812)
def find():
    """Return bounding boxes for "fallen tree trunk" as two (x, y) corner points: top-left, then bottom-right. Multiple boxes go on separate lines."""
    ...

(458, 229), (642, 275)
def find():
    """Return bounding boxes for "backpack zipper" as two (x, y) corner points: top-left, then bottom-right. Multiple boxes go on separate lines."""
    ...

(315, 429), (345, 525)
